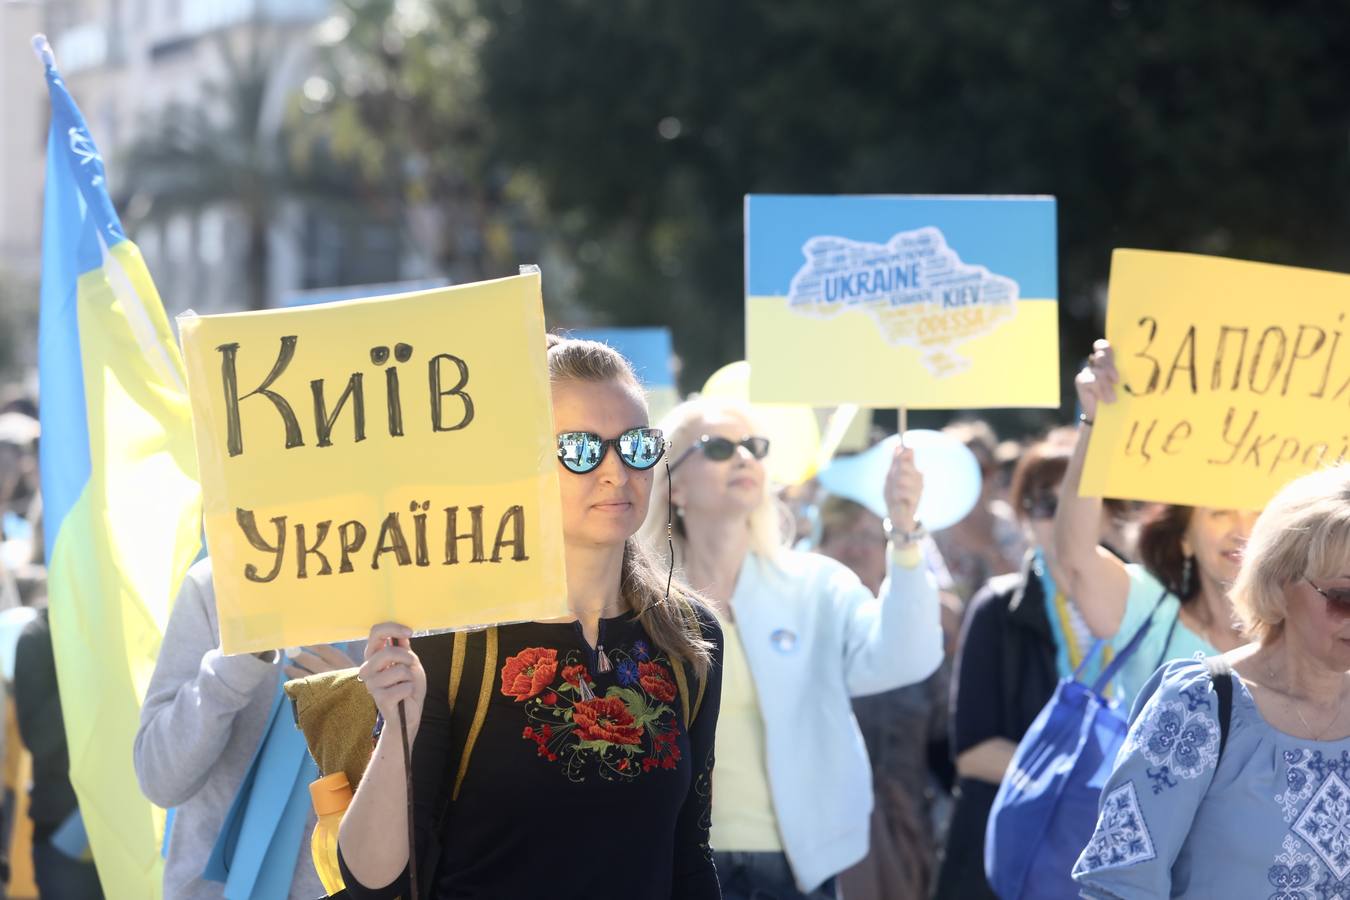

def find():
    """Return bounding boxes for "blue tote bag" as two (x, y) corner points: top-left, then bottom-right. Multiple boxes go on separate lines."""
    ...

(984, 598), (1173, 899)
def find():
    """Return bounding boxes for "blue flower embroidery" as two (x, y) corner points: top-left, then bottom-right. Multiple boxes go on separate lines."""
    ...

(1135, 699), (1220, 783)
(1179, 685), (1213, 713)
(632, 641), (650, 661)
(1294, 774), (1350, 881)
(1267, 861), (1314, 899)
(616, 659), (640, 687)
(1074, 781), (1156, 874)
(1146, 766), (1178, 795)
(1314, 868), (1350, 900)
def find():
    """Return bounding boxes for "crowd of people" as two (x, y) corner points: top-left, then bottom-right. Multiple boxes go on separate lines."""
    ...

(0, 389), (105, 898)
(0, 332), (1347, 898)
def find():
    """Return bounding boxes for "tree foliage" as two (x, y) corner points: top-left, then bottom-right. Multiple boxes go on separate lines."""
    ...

(304, 0), (1350, 416)
(122, 27), (363, 310)
(296, 0), (541, 286)
(472, 0), (1350, 409)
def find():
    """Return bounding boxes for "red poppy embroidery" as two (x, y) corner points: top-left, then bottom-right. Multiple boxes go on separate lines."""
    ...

(522, 725), (559, 761)
(638, 661), (677, 702)
(513, 641), (687, 782)
(644, 728), (682, 772)
(561, 663), (591, 688)
(573, 696), (643, 745)
(500, 647), (559, 702)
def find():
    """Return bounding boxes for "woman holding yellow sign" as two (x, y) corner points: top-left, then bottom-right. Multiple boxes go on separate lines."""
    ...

(1055, 339), (1257, 704)
(337, 337), (724, 899)
(640, 397), (942, 899)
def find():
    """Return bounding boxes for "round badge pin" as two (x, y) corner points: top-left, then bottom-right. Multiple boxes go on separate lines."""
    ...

(769, 628), (798, 654)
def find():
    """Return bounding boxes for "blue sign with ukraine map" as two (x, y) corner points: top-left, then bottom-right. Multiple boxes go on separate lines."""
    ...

(745, 195), (1059, 408)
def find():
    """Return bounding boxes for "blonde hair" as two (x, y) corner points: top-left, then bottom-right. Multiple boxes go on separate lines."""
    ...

(546, 335), (714, 678)
(639, 397), (789, 567)
(1230, 464), (1350, 644)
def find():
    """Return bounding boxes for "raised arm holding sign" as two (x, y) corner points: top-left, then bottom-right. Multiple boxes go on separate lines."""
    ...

(1057, 335), (1258, 708)
(1063, 249), (1350, 701)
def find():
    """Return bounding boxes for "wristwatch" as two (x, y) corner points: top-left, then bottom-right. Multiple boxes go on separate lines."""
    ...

(882, 517), (927, 545)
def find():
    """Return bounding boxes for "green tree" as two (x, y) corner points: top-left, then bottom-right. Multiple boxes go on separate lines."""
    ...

(472, 0), (1350, 413)
(122, 28), (359, 310)
(295, 0), (540, 287)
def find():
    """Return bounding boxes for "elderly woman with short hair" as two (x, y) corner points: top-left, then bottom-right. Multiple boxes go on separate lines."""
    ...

(1072, 463), (1350, 897)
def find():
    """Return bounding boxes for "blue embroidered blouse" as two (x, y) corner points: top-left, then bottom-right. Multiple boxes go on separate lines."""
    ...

(1073, 657), (1350, 899)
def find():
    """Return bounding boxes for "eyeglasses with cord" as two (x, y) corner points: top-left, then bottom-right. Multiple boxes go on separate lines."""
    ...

(669, 434), (770, 472)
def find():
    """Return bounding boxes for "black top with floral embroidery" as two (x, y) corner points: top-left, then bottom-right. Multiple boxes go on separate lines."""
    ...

(338, 607), (724, 900)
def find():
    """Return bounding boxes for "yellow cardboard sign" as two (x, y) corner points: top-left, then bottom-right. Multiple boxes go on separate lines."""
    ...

(179, 272), (568, 654)
(1082, 250), (1350, 510)
(744, 195), (1060, 408)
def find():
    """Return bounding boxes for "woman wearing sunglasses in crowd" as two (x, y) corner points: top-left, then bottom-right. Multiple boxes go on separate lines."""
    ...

(933, 432), (1131, 900)
(338, 336), (724, 900)
(638, 398), (942, 900)
(1074, 463), (1350, 896)
(1054, 340), (1257, 705)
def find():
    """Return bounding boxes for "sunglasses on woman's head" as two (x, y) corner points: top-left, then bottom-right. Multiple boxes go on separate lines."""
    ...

(670, 434), (771, 471)
(556, 427), (667, 474)
(1308, 579), (1350, 609)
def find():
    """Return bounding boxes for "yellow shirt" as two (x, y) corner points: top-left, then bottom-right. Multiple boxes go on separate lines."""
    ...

(710, 615), (783, 851)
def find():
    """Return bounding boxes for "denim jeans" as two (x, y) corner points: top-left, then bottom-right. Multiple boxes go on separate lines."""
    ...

(714, 851), (837, 900)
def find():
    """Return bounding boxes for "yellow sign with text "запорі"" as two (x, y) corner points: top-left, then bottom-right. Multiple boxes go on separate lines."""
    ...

(1082, 249), (1350, 510)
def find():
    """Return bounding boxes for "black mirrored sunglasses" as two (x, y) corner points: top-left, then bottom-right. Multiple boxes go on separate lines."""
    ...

(670, 434), (771, 471)
(556, 427), (667, 474)
(1308, 579), (1350, 608)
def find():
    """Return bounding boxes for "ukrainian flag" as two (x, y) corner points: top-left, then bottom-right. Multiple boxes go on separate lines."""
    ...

(34, 36), (201, 897)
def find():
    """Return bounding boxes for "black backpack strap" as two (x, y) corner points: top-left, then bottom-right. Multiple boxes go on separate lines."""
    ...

(1204, 655), (1234, 759)
(413, 626), (497, 889)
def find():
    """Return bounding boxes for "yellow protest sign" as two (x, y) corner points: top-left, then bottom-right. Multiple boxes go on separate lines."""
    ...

(179, 272), (568, 654)
(745, 195), (1060, 408)
(1081, 250), (1350, 510)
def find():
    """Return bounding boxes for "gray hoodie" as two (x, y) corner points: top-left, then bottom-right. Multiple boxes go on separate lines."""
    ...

(133, 558), (323, 899)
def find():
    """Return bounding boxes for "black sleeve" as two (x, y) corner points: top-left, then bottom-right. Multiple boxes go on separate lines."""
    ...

(672, 606), (724, 899)
(925, 661), (956, 793)
(14, 615), (62, 760)
(338, 632), (458, 899)
(949, 584), (1008, 757)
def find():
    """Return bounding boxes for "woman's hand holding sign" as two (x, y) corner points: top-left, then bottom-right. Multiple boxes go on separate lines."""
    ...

(884, 445), (924, 535)
(1076, 339), (1120, 420)
(342, 621), (427, 888)
(359, 622), (427, 743)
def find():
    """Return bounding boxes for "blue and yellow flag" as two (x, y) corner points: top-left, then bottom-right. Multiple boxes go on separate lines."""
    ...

(34, 36), (201, 897)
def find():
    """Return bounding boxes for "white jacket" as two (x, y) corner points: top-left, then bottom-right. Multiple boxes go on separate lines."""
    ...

(726, 548), (942, 891)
